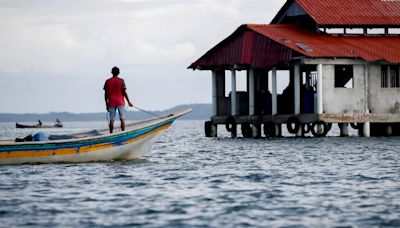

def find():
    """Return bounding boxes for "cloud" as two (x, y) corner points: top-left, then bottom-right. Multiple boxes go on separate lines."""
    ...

(0, 0), (285, 113)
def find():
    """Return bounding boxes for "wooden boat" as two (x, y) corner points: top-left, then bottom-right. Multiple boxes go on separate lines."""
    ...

(1, 109), (191, 165)
(16, 123), (63, 128)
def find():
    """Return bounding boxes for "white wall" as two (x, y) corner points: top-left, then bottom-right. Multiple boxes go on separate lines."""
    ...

(322, 64), (366, 114)
(320, 62), (400, 115)
(368, 65), (400, 114)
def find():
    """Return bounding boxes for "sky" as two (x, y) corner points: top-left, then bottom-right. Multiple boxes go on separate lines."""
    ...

(0, 0), (286, 114)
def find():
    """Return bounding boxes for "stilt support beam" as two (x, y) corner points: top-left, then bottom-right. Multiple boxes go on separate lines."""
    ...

(231, 70), (237, 116)
(317, 64), (323, 114)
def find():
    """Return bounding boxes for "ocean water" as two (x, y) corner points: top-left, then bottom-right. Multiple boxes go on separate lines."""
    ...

(0, 120), (399, 227)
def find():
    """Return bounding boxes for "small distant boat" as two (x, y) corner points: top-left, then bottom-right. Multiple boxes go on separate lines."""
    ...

(1, 109), (191, 165)
(16, 123), (63, 129)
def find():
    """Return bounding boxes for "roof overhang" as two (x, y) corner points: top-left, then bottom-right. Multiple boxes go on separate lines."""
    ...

(189, 24), (400, 71)
(188, 25), (294, 70)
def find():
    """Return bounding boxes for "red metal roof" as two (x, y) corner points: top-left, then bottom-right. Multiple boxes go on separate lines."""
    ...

(248, 24), (400, 63)
(189, 24), (400, 70)
(295, 0), (400, 26)
(189, 26), (293, 70)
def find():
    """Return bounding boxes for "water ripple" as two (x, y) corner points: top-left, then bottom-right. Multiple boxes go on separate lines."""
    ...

(0, 121), (399, 227)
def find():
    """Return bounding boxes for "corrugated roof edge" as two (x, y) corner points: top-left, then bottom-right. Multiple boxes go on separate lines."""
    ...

(188, 25), (249, 70)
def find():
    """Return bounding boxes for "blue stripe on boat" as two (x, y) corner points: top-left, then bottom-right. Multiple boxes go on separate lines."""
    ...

(0, 118), (175, 153)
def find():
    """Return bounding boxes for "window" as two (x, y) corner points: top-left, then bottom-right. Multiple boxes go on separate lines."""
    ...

(346, 28), (364, 35)
(367, 28), (385, 34)
(388, 28), (400, 35)
(381, 65), (400, 88)
(335, 65), (353, 88)
(321, 27), (398, 35)
(325, 28), (345, 34)
(302, 71), (318, 91)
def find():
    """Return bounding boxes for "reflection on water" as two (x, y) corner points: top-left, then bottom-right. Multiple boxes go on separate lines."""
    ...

(0, 121), (399, 227)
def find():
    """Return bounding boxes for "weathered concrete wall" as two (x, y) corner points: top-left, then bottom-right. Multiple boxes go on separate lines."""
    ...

(368, 65), (400, 114)
(320, 62), (400, 115)
(322, 64), (366, 114)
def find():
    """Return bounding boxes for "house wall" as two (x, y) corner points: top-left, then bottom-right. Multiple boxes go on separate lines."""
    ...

(322, 64), (366, 114)
(320, 62), (400, 115)
(368, 65), (400, 114)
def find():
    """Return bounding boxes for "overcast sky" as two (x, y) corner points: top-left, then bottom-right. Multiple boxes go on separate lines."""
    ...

(0, 0), (286, 114)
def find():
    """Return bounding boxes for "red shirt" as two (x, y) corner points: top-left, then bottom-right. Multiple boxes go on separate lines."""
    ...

(103, 76), (126, 107)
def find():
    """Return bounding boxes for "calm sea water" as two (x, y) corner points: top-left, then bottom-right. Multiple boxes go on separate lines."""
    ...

(0, 120), (399, 227)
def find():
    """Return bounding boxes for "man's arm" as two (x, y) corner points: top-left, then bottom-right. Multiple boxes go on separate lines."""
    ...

(104, 93), (109, 110)
(121, 79), (133, 107)
(123, 90), (133, 107)
(104, 81), (109, 111)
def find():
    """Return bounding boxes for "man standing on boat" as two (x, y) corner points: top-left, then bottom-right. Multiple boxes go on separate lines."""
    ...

(104, 66), (133, 133)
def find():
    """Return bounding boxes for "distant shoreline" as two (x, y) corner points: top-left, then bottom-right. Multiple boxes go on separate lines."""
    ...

(0, 104), (211, 122)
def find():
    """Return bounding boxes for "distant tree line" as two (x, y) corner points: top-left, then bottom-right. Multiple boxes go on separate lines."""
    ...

(0, 104), (211, 122)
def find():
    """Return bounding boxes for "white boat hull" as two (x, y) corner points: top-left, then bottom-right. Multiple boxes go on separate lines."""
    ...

(0, 109), (191, 165)
(1, 131), (161, 165)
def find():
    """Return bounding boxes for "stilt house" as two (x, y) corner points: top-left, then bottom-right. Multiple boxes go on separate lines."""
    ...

(189, 0), (400, 138)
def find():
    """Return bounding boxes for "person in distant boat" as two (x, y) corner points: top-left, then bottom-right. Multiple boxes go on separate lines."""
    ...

(103, 66), (133, 133)
(55, 118), (62, 127)
(37, 120), (42, 126)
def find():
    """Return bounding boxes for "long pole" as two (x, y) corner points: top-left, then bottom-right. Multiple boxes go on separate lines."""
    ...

(131, 105), (162, 118)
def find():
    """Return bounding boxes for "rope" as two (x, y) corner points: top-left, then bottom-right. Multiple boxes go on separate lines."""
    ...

(128, 105), (162, 118)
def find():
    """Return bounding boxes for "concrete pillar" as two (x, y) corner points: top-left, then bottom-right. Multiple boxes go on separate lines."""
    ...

(317, 123), (324, 136)
(248, 68), (257, 137)
(294, 64), (302, 136)
(271, 68), (280, 136)
(339, 123), (349, 137)
(249, 68), (255, 115)
(364, 64), (370, 137)
(386, 125), (393, 136)
(272, 68), (278, 115)
(296, 127), (303, 137)
(231, 70), (237, 116)
(230, 69), (237, 138)
(252, 124), (261, 138)
(317, 64), (323, 114)
(212, 71), (217, 116)
(363, 122), (370, 137)
(211, 124), (217, 137)
(294, 64), (301, 114)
